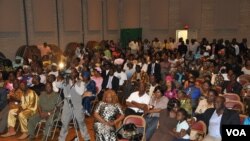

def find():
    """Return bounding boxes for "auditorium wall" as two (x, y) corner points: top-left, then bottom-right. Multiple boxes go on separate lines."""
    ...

(0, 0), (250, 59)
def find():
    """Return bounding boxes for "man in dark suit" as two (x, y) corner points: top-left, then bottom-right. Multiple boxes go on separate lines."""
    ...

(195, 96), (240, 141)
(101, 63), (110, 79)
(147, 56), (161, 82)
(99, 68), (119, 100)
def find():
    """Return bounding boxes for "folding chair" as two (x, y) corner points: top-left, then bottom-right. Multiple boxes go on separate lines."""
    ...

(190, 121), (207, 141)
(225, 100), (245, 114)
(118, 115), (146, 141)
(223, 93), (241, 101)
(35, 107), (63, 139)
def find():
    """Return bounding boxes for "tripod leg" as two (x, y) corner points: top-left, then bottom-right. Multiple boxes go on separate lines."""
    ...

(58, 105), (72, 141)
(73, 110), (90, 141)
(66, 98), (80, 141)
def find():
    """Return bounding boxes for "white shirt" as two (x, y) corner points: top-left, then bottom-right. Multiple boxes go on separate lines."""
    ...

(138, 63), (148, 72)
(242, 67), (250, 75)
(64, 80), (86, 97)
(114, 71), (127, 86)
(233, 44), (240, 56)
(176, 120), (190, 139)
(107, 76), (113, 89)
(126, 91), (150, 113)
(208, 111), (222, 138)
(39, 74), (46, 84)
(52, 81), (59, 93)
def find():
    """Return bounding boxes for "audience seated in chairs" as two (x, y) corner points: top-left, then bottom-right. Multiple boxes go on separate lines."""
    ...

(1, 37), (250, 141)
(27, 83), (60, 141)
(1, 80), (39, 140)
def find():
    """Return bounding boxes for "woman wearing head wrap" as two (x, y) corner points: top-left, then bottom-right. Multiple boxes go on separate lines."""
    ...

(82, 71), (97, 116)
(164, 75), (177, 99)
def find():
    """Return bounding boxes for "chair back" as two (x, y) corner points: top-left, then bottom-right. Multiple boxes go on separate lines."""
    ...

(190, 121), (207, 141)
(225, 100), (245, 113)
(224, 93), (241, 101)
(123, 115), (146, 141)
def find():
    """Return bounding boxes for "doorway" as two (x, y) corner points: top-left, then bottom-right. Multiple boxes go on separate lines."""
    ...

(176, 30), (188, 42)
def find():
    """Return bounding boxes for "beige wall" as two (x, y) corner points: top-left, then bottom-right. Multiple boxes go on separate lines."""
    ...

(0, 0), (250, 59)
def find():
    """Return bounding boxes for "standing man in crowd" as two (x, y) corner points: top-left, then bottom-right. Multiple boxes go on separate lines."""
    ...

(58, 68), (90, 141)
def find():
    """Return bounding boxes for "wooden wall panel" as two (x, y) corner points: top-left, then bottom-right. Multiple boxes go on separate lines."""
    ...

(0, 0), (21, 32)
(63, 0), (81, 31)
(122, 0), (140, 28)
(179, 0), (202, 29)
(32, 0), (55, 32)
(87, 0), (102, 31)
(214, 0), (239, 29)
(149, 0), (169, 29)
(107, 0), (119, 30)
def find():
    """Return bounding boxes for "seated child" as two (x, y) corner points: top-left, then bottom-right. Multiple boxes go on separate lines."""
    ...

(172, 108), (190, 141)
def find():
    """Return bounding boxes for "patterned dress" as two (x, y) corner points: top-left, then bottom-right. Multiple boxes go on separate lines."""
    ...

(94, 102), (124, 141)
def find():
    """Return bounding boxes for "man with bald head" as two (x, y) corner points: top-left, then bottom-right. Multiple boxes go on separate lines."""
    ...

(196, 96), (240, 141)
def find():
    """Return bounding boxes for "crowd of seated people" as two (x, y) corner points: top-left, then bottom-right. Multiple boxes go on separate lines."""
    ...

(0, 37), (249, 141)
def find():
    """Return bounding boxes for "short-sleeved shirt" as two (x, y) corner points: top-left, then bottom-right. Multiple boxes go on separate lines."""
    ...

(126, 91), (150, 113)
(176, 120), (190, 139)
(114, 71), (127, 86)
(39, 91), (59, 112)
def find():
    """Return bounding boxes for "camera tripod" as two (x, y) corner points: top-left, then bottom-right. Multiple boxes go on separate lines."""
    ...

(44, 88), (80, 141)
